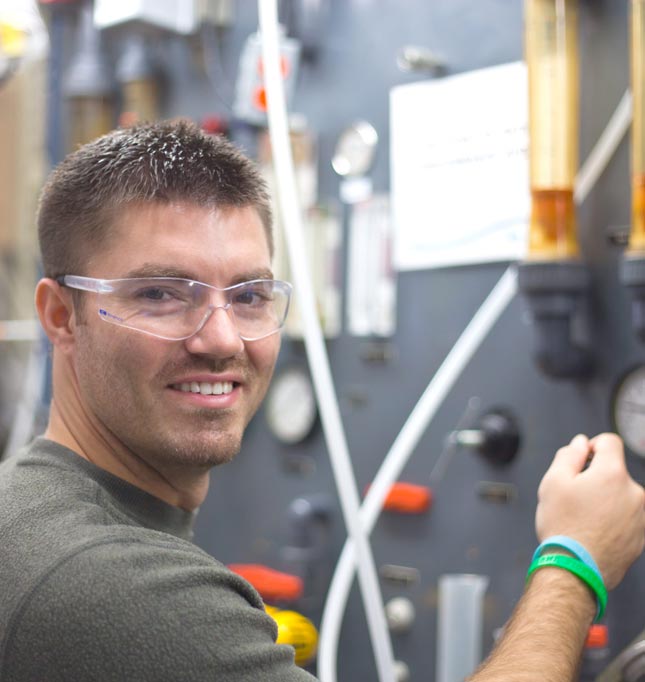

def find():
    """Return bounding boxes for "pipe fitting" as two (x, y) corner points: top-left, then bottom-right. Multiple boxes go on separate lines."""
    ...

(282, 494), (333, 608)
(517, 261), (593, 379)
(621, 256), (645, 342)
(286, 494), (333, 550)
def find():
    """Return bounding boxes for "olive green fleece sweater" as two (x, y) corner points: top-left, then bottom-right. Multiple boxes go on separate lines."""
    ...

(0, 438), (316, 681)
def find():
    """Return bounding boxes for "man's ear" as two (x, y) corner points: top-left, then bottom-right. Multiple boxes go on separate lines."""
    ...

(35, 278), (76, 353)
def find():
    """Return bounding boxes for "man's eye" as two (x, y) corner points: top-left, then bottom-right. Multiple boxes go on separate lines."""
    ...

(235, 291), (258, 305)
(140, 288), (168, 301)
(135, 287), (182, 302)
(235, 288), (269, 306)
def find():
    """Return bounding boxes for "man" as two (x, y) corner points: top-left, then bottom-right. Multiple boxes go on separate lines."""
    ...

(0, 120), (642, 681)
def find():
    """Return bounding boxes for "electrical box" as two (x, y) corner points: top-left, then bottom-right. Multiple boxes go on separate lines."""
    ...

(94, 0), (232, 33)
(233, 29), (301, 126)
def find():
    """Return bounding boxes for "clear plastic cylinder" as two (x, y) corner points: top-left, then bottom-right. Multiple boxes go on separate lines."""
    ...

(436, 574), (489, 682)
(525, 0), (580, 259)
(630, 0), (645, 253)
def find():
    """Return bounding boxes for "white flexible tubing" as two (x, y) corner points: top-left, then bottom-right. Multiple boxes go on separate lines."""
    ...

(257, 2), (397, 681)
(1, 339), (47, 460)
(318, 267), (518, 682)
(317, 89), (633, 682)
(574, 90), (632, 204)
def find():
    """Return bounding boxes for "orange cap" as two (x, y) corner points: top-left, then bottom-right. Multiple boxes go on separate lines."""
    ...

(585, 624), (608, 648)
(366, 482), (432, 514)
(228, 564), (303, 602)
(253, 86), (268, 112)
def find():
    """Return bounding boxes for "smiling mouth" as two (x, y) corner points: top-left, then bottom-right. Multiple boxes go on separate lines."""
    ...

(171, 381), (236, 395)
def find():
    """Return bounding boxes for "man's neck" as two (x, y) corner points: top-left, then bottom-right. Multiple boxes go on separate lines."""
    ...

(45, 398), (209, 512)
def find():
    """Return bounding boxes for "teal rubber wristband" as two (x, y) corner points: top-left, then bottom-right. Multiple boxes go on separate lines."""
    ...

(526, 554), (607, 623)
(532, 535), (602, 582)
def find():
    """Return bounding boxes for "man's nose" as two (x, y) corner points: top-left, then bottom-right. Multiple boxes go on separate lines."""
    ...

(183, 305), (244, 357)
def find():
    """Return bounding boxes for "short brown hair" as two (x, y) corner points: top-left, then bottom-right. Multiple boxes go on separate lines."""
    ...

(38, 120), (273, 278)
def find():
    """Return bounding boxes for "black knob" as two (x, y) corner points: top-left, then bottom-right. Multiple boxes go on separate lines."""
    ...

(475, 409), (521, 466)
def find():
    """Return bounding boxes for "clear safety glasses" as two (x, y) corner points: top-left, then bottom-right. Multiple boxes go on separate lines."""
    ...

(57, 275), (292, 342)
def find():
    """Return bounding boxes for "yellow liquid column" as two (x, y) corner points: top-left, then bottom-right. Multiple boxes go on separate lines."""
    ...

(526, 0), (580, 260)
(63, 3), (114, 151)
(629, 0), (645, 253)
(120, 80), (159, 125)
(518, 0), (592, 378)
(621, 0), (645, 342)
(116, 33), (160, 127)
(68, 97), (114, 150)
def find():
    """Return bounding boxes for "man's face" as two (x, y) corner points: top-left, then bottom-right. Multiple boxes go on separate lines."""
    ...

(71, 202), (280, 471)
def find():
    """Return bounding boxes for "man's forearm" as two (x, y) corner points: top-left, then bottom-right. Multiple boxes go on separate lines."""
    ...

(469, 567), (596, 682)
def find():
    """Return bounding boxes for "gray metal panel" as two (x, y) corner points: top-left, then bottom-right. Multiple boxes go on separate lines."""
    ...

(187, 1), (645, 679)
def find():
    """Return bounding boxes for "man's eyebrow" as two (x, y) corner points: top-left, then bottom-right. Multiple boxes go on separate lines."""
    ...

(123, 265), (196, 279)
(230, 269), (275, 283)
(122, 265), (275, 282)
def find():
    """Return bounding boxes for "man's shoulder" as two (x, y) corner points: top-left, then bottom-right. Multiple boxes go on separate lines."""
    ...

(0, 438), (224, 645)
(0, 532), (315, 682)
(19, 530), (247, 609)
(0, 438), (196, 545)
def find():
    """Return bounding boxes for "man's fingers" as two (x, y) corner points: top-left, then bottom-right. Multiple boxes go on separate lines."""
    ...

(548, 433), (591, 476)
(589, 432), (624, 454)
(570, 433), (590, 452)
(587, 433), (626, 469)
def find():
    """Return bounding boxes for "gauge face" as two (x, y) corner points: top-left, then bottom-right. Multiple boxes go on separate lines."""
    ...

(612, 365), (645, 458)
(331, 121), (378, 177)
(265, 367), (317, 444)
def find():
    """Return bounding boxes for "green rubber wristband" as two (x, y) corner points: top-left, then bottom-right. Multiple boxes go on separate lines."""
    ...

(526, 553), (607, 623)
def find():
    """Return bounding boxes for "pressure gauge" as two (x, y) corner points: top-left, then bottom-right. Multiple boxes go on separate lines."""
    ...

(611, 365), (645, 458)
(265, 367), (317, 444)
(331, 121), (378, 177)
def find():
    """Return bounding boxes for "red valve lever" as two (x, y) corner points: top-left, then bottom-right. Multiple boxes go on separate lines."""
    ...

(228, 564), (303, 602)
(365, 481), (432, 514)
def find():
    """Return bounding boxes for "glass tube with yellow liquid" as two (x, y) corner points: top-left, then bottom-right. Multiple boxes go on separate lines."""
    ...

(68, 96), (114, 150)
(629, 0), (645, 254)
(64, 3), (113, 151)
(116, 34), (160, 127)
(121, 80), (159, 125)
(525, 0), (580, 260)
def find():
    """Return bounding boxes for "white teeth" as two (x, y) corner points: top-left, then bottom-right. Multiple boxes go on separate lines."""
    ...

(176, 381), (234, 395)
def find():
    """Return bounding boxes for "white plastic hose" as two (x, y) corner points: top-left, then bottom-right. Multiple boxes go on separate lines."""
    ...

(257, 2), (397, 681)
(1, 338), (47, 461)
(574, 90), (632, 204)
(318, 267), (518, 682)
(317, 88), (632, 682)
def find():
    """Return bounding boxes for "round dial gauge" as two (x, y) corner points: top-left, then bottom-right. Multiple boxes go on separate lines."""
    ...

(331, 121), (378, 177)
(612, 365), (645, 458)
(265, 367), (317, 444)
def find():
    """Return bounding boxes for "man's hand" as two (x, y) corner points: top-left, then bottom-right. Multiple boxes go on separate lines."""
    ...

(535, 433), (645, 590)
(469, 433), (644, 682)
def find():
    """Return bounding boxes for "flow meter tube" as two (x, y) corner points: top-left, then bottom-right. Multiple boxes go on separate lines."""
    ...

(630, 0), (645, 253)
(525, 0), (580, 259)
(621, 0), (645, 342)
(64, 2), (114, 151)
(518, 0), (591, 378)
(116, 33), (160, 127)
(121, 80), (159, 125)
(68, 96), (114, 150)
